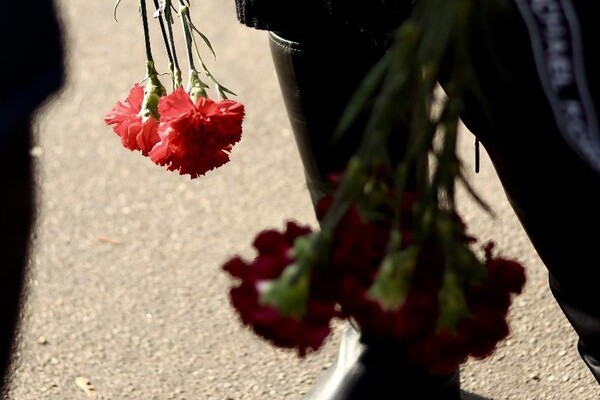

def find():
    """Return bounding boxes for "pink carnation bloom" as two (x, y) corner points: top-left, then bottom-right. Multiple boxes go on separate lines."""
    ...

(103, 84), (160, 155)
(149, 88), (245, 178)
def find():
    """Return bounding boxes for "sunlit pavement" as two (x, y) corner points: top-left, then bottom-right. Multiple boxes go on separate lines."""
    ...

(5, 1), (599, 399)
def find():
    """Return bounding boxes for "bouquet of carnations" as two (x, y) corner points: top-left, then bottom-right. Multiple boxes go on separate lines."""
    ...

(104, 0), (244, 178)
(104, 0), (526, 374)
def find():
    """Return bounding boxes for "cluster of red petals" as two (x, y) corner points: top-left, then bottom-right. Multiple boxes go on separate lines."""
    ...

(104, 85), (244, 178)
(316, 193), (444, 341)
(103, 84), (160, 156)
(407, 243), (526, 373)
(149, 88), (244, 178)
(316, 196), (389, 300)
(222, 174), (525, 370)
(314, 190), (526, 374)
(345, 243), (446, 343)
(222, 221), (340, 357)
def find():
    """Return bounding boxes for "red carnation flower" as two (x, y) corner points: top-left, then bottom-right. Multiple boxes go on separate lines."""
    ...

(104, 84), (160, 155)
(314, 183), (527, 373)
(149, 88), (244, 178)
(404, 242), (526, 373)
(483, 242), (527, 294)
(222, 221), (339, 357)
(342, 243), (443, 342)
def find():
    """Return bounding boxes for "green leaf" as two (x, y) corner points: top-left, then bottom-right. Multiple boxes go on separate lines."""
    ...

(367, 245), (419, 311)
(436, 271), (470, 331)
(259, 263), (310, 318)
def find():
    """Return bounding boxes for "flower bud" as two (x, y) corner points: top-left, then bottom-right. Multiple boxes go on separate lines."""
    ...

(140, 61), (166, 121)
(452, 244), (486, 282)
(258, 263), (310, 318)
(436, 271), (470, 332)
(367, 245), (419, 311)
(187, 70), (208, 103)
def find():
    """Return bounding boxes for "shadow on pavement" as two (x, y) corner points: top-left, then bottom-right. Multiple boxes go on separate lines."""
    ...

(462, 391), (491, 400)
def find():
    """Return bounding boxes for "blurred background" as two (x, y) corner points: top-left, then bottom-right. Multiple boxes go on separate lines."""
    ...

(4, 0), (599, 399)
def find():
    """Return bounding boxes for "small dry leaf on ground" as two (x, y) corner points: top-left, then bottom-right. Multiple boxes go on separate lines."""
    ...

(75, 376), (97, 398)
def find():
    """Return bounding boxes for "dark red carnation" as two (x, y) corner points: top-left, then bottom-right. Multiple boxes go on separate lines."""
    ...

(483, 242), (527, 294)
(314, 184), (526, 373)
(340, 244), (443, 342)
(222, 221), (339, 357)
(411, 243), (524, 371)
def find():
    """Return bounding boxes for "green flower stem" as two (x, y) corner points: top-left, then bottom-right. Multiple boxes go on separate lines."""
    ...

(321, 0), (490, 278)
(178, 2), (210, 100)
(139, 0), (154, 62)
(152, 0), (173, 66)
(191, 40), (232, 100)
(181, 3), (237, 99)
(153, 0), (182, 88)
(178, 4), (196, 72)
(430, 105), (460, 212)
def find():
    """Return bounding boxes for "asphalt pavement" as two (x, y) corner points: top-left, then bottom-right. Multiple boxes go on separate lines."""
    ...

(4, 0), (600, 399)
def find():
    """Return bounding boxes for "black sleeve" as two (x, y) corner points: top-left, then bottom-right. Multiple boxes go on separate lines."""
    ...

(0, 0), (65, 139)
(234, 0), (413, 44)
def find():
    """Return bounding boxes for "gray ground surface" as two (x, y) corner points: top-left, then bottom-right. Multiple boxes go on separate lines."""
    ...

(4, 1), (600, 399)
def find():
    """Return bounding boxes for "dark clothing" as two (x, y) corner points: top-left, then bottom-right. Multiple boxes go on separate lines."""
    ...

(0, 0), (64, 393)
(234, 0), (412, 44)
(236, 0), (600, 390)
(0, 0), (65, 144)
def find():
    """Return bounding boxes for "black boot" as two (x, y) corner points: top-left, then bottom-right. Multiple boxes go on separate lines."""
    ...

(268, 30), (461, 400)
(303, 324), (461, 400)
(267, 30), (387, 204)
